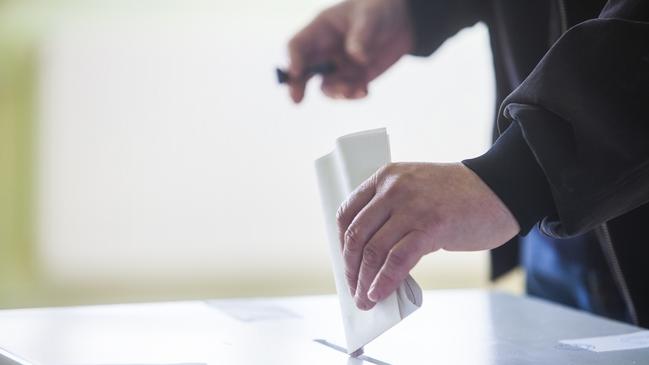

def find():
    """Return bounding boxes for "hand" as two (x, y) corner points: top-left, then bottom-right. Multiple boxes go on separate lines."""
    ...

(336, 162), (520, 310)
(287, 0), (414, 103)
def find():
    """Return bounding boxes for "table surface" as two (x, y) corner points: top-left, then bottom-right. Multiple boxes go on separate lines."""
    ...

(0, 290), (646, 365)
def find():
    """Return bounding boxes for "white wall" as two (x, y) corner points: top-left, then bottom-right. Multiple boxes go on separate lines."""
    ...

(34, 0), (495, 300)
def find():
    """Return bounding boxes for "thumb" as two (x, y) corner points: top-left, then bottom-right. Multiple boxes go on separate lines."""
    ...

(345, 12), (373, 65)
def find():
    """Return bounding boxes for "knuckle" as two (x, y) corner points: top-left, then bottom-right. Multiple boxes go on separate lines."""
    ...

(335, 204), (347, 226)
(344, 225), (362, 249)
(387, 177), (418, 202)
(394, 170), (414, 188)
(387, 249), (411, 270)
(344, 267), (357, 284)
(384, 180), (403, 200)
(376, 163), (394, 181)
(362, 245), (382, 266)
(378, 265), (399, 285)
(361, 174), (378, 194)
(336, 200), (353, 230)
(380, 168), (406, 190)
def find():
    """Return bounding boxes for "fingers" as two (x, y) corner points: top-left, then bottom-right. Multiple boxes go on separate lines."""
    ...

(345, 9), (372, 65)
(336, 174), (379, 248)
(353, 218), (407, 310)
(341, 197), (391, 299)
(319, 54), (369, 99)
(366, 231), (428, 304)
(287, 5), (373, 102)
(338, 164), (429, 311)
(321, 73), (368, 99)
(337, 175), (382, 295)
(287, 12), (339, 103)
(287, 36), (314, 103)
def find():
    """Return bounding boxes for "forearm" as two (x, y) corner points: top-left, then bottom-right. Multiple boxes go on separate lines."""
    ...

(492, 2), (649, 236)
(460, 1), (649, 238)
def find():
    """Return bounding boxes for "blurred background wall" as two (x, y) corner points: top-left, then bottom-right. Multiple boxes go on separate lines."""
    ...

(0, 0), (519, 308)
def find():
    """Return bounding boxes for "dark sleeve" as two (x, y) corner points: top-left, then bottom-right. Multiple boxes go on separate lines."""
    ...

(496, 0), (649, 237)
(462, 123), (557, 235)
(408, 0), (488, 56)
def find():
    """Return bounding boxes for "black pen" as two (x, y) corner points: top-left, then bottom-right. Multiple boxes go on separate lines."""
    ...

(276, 62), (336, 84)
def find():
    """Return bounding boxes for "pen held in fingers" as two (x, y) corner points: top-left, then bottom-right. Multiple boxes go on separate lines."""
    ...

(276, 62), (336, 84)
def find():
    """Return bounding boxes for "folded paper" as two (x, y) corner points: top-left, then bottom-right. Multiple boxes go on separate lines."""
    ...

(560, 331), (649, 352)
(314, 128), (423, 354)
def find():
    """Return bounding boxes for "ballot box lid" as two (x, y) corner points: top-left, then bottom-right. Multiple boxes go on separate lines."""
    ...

(0, 290), (646, 365)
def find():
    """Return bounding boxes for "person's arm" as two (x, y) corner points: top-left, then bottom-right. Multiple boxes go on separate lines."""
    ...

(476, 0), (649, 237)
(286, 0), (488, 103)
(336, 161), (519, 311)
(408, 0), (488, 56)
(287, 0), (416, 103)
(336, 0), (649, 312)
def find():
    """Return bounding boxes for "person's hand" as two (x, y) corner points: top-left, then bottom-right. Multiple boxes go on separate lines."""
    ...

(337, 162), (520, 310)
(287, 0), (414, 103)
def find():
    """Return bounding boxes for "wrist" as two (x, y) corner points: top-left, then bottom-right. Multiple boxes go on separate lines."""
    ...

(462, 123), (557, 235)
(460, 163), (521, 237)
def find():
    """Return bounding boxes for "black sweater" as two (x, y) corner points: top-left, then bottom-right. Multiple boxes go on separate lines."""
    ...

(408, 0), (649, 327)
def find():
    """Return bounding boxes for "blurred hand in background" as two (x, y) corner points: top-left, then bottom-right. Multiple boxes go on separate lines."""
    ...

(287, 0), (414, 102)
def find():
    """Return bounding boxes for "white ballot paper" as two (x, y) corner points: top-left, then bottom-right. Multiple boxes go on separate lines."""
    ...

(559, 330), (649, 352)
(315, 128), (423, 354)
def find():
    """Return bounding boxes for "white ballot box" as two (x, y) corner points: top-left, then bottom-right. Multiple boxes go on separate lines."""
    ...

(0, 290), (648, 365)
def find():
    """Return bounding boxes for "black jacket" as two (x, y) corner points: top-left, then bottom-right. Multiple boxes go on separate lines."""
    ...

(408, 0), (649, 327)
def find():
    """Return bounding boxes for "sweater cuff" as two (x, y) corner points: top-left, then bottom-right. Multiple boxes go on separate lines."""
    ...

(462, 123), (557, 234)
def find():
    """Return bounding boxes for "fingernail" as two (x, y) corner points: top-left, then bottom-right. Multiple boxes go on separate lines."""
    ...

(349, 287), (355, 297)
(353, 89), (366, 98)
(356, 299), (370, 311)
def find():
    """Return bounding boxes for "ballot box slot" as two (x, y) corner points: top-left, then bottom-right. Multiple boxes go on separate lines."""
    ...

(313, 339), (391, 365)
